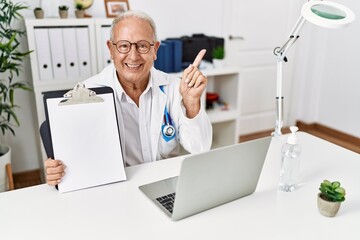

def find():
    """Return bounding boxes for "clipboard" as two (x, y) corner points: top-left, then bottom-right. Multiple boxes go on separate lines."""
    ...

(43, 83), (127, 193)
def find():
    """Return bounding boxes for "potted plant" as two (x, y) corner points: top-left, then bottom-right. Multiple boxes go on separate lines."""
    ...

(33, 7), (44, 19)
(212, 45), (225, 68)
(0, 0), (32, 191)
(75, 3), (85, 18)
(317, 179), (346, 217)
(58, 5), (69, 19)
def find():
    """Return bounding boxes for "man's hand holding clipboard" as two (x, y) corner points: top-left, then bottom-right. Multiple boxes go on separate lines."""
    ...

(179, 49), (207, 118)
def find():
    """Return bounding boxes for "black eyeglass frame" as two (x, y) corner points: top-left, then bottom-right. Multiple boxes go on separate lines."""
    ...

(112, 40), (155, 54)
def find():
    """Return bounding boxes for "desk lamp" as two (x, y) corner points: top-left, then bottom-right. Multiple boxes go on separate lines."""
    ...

(273, 0), (355, 136)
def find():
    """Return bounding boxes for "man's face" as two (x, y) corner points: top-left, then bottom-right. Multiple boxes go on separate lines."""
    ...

(107, 17), (160, 86)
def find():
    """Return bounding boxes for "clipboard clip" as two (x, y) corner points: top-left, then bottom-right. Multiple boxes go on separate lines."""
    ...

(59, 82), (104, 106)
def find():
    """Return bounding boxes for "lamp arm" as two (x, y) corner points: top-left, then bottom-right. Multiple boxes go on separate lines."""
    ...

(273, 15), (306, 136)
(275, 16), (306, 61)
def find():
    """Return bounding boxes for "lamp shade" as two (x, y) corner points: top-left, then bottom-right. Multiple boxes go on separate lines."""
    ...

(301, 1), (355, 29)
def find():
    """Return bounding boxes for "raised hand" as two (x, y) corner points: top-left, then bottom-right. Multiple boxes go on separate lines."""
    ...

(180, 49), (208, 118)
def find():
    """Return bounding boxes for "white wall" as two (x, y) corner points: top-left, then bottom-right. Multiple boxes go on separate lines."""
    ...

(21, 0), (225, 38)
(291, 0), (360, 137)
(316, 0), (360, 136)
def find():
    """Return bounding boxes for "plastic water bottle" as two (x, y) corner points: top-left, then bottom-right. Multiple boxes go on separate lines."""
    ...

(279, 126), (301, 192)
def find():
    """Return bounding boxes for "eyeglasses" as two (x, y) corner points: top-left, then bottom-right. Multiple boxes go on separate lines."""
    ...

(112, 40), (154, 54)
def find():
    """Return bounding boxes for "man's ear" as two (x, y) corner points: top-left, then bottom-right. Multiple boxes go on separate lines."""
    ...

(153, 41), (161, 60)
(107, 40), (114, 59)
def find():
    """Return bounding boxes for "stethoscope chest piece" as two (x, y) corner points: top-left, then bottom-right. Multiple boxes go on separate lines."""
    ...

(159, 85), (176, 142)
(163, 124), (175, 138)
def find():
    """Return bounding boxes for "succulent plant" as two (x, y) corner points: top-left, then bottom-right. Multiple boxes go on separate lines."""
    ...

(319, 179), (346, 202)
(75, 3), (84, 10)
(58, 5), (69, 11)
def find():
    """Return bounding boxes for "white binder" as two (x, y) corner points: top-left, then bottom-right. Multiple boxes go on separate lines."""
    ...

(48, 28), (67, 80)
(34, 28), (53, 80)
(101, 26), (112, 69)
(62, 27), (80, 79)
(75, 27), (92, 78)
(43, 83), (126, 193)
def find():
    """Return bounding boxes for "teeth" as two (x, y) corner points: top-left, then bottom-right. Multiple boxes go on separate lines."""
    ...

(126, 63), (140, 68)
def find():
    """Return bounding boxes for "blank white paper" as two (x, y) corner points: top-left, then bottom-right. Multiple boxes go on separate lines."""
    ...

(47, 92), (126, 193)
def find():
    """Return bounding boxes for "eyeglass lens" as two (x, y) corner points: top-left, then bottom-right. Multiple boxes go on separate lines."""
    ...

(114, 40), (153, 54)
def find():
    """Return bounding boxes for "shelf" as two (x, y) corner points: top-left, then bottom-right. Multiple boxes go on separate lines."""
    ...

(25, 18), (104, 27)
(202, 67), (240, 76)
(169, 66), (239, 78)
(32, 78), (84, 88)
(207, 108), (238, 124)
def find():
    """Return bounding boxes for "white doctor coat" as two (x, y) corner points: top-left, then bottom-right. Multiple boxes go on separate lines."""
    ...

(84, 64), (212, 165)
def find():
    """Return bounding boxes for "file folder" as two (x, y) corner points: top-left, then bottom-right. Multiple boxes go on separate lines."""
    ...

(75, 27), (92, 78)
(48, 28), (67, 79)
(154, 40), (182, 73)
(62, 27), (80, 79)
(170, 40), (182, 72)
(101, 26), (112, 69)
(34, 28), (53, 80)
(43, 83), (126, 193)
(154, 41), (172, 73)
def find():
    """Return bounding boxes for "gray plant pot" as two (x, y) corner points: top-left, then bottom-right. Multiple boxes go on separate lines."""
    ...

(59, 10), (68, 19)
(34, 9), (44, 19)
(317, 193), (341, 217)
(75, 10), (85, 18)
(0, 144), (11, 192)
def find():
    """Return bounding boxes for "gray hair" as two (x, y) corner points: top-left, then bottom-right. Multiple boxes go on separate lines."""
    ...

(110, 10), (158, 41)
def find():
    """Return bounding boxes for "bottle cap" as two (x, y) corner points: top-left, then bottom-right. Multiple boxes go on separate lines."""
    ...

(287, 126), (299, 144)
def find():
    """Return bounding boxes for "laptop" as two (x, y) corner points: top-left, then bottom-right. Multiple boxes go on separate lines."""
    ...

(139, 136), (271, 221)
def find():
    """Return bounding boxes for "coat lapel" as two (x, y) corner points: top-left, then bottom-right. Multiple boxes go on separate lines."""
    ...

(149, 68), (169, 160)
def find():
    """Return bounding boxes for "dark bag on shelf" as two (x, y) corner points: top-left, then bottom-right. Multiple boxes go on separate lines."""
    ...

(179, 34), (224, 64)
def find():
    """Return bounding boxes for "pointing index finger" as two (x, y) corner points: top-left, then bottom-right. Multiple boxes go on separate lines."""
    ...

(192, 49), (206, 68)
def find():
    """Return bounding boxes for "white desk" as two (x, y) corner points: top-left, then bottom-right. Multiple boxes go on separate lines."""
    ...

(1, 133), (359, 240)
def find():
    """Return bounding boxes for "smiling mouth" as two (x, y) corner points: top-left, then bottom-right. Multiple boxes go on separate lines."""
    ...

(125, 63), (142, 70)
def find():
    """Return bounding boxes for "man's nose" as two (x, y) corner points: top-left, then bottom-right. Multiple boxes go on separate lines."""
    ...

(127, 44), (140, 59)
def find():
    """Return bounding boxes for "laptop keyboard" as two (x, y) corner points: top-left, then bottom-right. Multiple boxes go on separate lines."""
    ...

(156, 193), (176, 214)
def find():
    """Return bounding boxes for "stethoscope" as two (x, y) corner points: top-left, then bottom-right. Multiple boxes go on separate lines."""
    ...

(159, 86), (176, 142)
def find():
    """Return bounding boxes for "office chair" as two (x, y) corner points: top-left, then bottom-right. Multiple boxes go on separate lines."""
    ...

(40, 121), (59, 189)
(39, 121), (54, 159)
